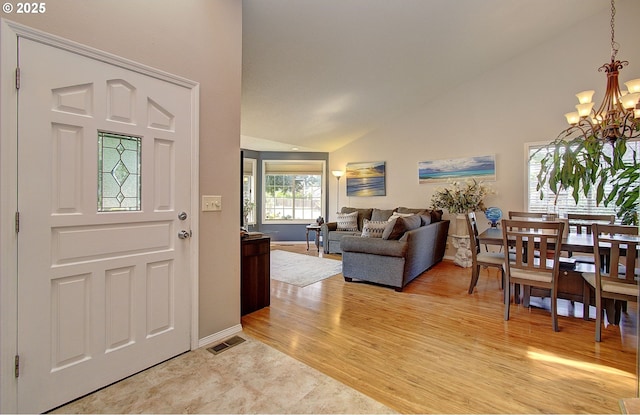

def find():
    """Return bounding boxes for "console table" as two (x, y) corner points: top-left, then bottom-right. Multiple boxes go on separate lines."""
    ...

(241, 235), (270, 316)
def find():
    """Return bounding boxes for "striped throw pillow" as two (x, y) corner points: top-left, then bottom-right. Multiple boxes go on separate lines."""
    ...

(336, 211), (358, 231)
(361, 219), (387, 238)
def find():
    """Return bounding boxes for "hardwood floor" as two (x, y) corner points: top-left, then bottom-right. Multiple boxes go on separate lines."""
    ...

(242, 242), (638, 414)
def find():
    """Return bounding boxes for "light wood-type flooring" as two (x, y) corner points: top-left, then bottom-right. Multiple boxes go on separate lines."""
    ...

(242, 242), (638, 414)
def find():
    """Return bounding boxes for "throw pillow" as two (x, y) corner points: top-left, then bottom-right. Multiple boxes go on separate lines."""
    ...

(361, 219), (387, 238)
(336, 211), (358, 231)
(419, 214), (432, 226)
(388, 211), (414, 222)
(382, 214), (421, 240)
(340, 207), (373, 231)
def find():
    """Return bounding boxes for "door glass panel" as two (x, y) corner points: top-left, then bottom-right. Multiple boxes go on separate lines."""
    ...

(98, 132), (141, 212)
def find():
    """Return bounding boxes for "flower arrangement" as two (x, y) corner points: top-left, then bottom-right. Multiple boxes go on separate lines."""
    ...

(430, 179), (493, 214)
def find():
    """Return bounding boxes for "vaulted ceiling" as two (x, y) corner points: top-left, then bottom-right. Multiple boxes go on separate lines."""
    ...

(241, 0), (609, 152)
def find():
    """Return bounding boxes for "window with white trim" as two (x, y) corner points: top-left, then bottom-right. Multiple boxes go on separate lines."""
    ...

(262, 160), (324, 223)
(526, 140), (639, 221)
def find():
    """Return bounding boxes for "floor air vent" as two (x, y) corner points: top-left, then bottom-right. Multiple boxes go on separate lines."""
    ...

(206, 335), (246, 355)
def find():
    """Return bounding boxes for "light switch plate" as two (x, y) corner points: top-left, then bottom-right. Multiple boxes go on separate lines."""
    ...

(202, 195), (222, 211)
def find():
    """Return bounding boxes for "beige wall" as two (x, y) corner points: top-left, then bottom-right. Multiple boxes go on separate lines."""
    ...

(329, 0), (640, 238)
(8, 0), (242, 339)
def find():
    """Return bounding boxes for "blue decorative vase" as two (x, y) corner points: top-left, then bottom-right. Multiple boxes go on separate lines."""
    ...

(484, 207), (503, 228)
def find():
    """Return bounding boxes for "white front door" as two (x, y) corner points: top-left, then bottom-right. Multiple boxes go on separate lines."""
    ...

(16, 36), (195, 413)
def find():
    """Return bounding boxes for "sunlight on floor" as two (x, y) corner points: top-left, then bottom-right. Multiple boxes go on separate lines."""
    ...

(527, 348), (635, 378)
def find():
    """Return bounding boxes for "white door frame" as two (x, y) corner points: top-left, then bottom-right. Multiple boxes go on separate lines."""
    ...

(0, 19), (200, 413)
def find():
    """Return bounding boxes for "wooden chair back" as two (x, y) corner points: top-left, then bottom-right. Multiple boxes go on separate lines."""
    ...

(508, 212), (558, 233)
(592, 223), (639, 296)
(567, 213), (615, 234)
(508, 211), (557, 221)
(465, 212), (481, 258)
(502, 219), (563, 274)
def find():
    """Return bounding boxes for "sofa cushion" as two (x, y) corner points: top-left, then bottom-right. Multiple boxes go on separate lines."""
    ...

(361, 219), (388, 238)
(382, 214), (422, 240)
(397, 207), (443, 222)
(340, 207), (373, 230)
(419, 214), (432, 226)
(336, 211), (358, 231)
(371, 208), (395, 222)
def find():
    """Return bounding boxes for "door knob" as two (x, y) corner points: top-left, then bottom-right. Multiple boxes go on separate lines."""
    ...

(178, 230), (191, 239)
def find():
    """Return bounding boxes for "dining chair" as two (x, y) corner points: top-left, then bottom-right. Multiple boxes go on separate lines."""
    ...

(466, 212), (505, 294)
(502, 219), (564, 331)
(581, 223), (639, 342)
(567, 213), (616, 264)
(567, 213), (615, 234)
(508, 211), (558, 221)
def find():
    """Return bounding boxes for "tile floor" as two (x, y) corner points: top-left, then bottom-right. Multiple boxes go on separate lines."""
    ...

(50, 333), (395, 414)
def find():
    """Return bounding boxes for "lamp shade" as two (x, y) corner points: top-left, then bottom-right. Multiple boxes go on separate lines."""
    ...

(625, 78), (640, 93)
(575, 90), (595, 104)
(564, 112), (580, 125)
(620, 92), (640, 110)
(331, 170), (344, 178)
(576, 102), (594, 118)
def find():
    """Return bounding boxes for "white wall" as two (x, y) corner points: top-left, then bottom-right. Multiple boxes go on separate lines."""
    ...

(329, 0), (640, 235)
(7, 0), (242, 339)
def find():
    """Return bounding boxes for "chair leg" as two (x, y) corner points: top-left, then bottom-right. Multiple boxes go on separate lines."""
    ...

(582, 282), (590, 321)
(504, 277), (511, 321)
(522, 285), (531, 308)
(468, 265), (480, 294)
(551, 289), (559, 332)
(595, 294), (602, 342)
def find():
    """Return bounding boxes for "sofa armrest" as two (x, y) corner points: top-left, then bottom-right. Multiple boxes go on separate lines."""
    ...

(321, 221), (337, 240)
(321, 222), (337, 232)
(341, 236), (407, 258)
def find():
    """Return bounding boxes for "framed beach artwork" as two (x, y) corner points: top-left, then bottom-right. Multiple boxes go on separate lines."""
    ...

(346, 161), (386, 196)
(418, 155), (496, 184)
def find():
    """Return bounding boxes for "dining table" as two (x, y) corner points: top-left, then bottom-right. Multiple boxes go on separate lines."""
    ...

(477, 226), (639, 324)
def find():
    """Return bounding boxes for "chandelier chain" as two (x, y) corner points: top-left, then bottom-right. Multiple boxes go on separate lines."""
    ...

(609, 0), (619, 61)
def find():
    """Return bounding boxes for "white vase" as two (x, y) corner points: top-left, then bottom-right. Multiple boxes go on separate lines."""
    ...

(455, 214), (468, 236)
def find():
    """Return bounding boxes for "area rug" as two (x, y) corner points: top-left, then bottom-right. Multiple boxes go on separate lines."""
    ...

(270, 250), (343, 287)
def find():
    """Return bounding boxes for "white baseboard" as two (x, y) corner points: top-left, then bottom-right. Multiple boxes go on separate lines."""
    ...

(197, 324), (243, 348)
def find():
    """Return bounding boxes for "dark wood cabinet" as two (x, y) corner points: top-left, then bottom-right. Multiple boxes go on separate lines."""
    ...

(241, 236), (270, 315)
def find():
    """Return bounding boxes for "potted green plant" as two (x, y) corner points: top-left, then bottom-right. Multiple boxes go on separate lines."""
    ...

(532, 135), (638, 225)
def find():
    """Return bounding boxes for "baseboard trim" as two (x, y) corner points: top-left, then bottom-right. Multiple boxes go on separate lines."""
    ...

(198, 324), (243, 349)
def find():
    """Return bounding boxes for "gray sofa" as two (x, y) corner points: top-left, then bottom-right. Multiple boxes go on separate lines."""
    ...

(321, 207), (450, 291)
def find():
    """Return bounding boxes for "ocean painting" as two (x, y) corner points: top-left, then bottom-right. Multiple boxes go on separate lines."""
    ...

(418, 155), (496, 183)
(346, 161), (386, 197)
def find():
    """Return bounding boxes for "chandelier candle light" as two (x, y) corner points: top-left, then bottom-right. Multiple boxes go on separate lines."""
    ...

(332, 170), (344, 214)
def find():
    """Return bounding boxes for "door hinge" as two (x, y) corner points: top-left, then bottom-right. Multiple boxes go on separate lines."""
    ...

(15, 67), (20, 90)
(15, 211), (19, 233)
(14, 355), (19, 378)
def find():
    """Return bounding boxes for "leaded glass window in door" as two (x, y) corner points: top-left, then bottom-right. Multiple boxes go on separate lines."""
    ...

(98, 132), (141, 211)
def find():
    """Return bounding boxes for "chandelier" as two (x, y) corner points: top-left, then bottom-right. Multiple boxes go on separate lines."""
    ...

(562, 0), (640, 143)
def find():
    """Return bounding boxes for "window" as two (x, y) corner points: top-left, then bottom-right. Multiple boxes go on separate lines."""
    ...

(526, 140), (639, 220)
(263, 160), (324, 223)
(98, 132), (141, 212)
